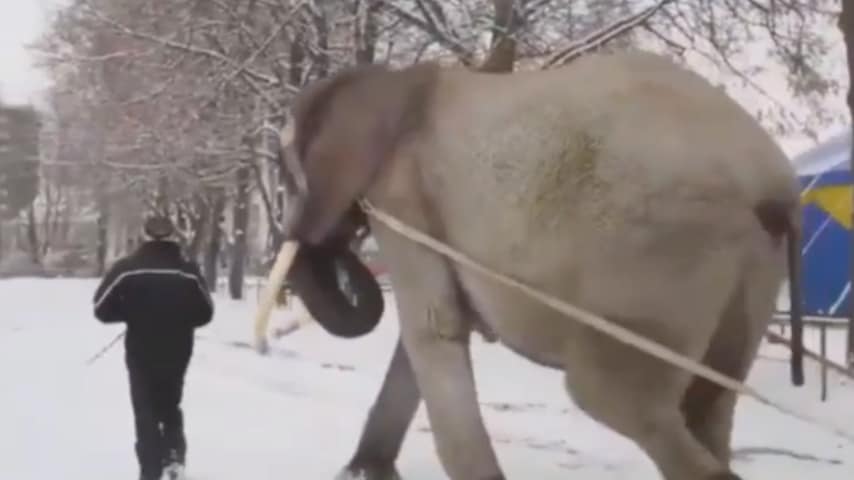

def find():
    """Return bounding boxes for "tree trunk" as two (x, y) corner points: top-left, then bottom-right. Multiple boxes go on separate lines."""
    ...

(204, 191), (226, 291)
(268, 17), (307, 241)
(95, 197), (109, 276)
(228, 166), (251, 299)
(352, 0), (381, 65)
(478, 0), (522, 73)
(186, 196), (208, 263)
(840, 0), (854, 367)
(312, 4), (331, 75)
(173, 203), (191, 254)
(155, 175), (169, 214)
(59, 192), (72, 246)
(26, 205), (40, 266)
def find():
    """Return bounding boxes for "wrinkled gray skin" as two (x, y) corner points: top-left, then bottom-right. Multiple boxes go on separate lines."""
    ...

(281, 51), (804, 480)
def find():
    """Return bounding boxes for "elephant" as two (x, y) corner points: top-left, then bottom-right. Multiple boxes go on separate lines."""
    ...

(276, 49), (805, 480)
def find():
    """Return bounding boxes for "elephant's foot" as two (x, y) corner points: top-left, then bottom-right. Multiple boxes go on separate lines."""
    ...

(334, 463), (402, 480)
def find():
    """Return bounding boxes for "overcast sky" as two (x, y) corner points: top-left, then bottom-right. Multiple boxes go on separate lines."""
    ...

(0, 0), (63, 106)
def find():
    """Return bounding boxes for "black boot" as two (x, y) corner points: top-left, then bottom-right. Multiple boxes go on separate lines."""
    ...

(159, 367), (188, 478)
(135, 439), (163, 480)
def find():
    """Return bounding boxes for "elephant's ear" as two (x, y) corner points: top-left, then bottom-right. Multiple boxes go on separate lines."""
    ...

(286, 63), (439, 245)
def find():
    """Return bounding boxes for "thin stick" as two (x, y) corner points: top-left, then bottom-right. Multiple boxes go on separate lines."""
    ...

(85, 331), (125, 365)
(359, 199), (854, 443)
(820, 324), (828, 402)
(252, 241), (300, 354)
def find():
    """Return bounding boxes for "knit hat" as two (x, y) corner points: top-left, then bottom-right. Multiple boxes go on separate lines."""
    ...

(143, 215), (174, 240)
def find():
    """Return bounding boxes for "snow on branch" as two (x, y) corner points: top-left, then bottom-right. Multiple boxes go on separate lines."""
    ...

(543, 0), (677, 68)
(80, 0), (280, 87)
(382, 0), (477, 65)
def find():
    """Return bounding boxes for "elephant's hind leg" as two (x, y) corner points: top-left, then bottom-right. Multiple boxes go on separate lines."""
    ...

(682, 379), (739, 467)
(564, 324), (737, 480)
(683, 264), (781, 468)
(681, 290), (749, 466)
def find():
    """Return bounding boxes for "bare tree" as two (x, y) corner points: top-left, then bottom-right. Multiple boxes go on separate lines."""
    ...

(203, 189), (226, 290)
(30, 0), (845, 288)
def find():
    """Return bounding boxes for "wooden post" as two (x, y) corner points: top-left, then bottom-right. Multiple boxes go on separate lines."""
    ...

(820, 323), (828, 402)
(765, 329), (854, 381)
(841, 0), (854, 368)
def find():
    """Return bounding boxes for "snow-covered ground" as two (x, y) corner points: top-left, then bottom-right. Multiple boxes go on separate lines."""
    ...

(1, 278), (852, 480)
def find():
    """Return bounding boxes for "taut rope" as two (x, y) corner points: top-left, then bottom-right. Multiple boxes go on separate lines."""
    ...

(358, 199), (854, 443)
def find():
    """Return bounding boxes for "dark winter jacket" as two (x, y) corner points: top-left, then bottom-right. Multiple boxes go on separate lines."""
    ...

(93, 240), (214, 364)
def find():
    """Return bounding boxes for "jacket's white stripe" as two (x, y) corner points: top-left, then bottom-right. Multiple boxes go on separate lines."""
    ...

(94, 268), (212, 309)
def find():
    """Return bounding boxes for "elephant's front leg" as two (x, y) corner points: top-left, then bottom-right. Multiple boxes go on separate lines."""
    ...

(338, 337), (420, 480)
(375, 237), (502, 479)
(398, 291), (503, 480)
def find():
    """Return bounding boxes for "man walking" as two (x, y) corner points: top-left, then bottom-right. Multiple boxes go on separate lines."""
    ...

(93, 215), (214, 480)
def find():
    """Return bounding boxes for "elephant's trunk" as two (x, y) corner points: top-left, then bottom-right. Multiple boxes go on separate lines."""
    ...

(287, 242), (384, 338)
(277, 121), (382, 337)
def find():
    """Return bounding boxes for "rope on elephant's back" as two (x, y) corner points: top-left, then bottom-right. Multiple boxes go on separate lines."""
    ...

(358, 199), (854, 444)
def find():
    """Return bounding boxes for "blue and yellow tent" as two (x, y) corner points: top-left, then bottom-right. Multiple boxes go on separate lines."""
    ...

(795, 129), (852, 317)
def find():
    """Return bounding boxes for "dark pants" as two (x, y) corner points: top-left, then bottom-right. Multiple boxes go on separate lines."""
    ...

(127, 354), (190, 480)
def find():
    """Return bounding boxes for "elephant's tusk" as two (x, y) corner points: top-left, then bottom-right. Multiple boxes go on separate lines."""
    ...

(253, 240), (300, 354)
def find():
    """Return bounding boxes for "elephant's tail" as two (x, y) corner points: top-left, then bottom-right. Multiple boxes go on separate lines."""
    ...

(784, 212), (805, 387)
(754, 199), (804, 387)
